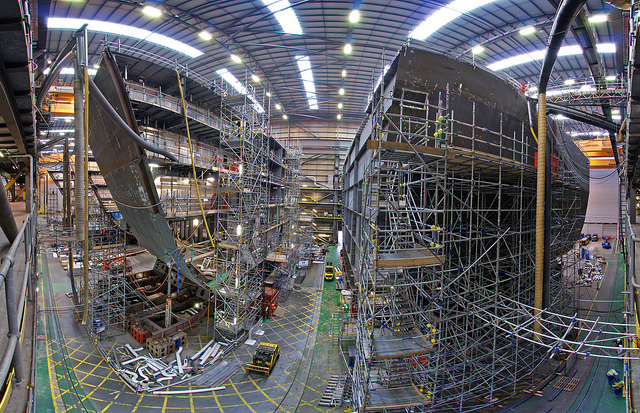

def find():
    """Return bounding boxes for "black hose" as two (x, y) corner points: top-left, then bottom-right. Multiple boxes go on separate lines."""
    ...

(88, 78), (179, 163)
(539, 0), (589, 93)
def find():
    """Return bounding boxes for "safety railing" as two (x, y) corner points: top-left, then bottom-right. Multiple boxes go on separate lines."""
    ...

(624, 217), (640, 412)
(0, 205), (36, 400)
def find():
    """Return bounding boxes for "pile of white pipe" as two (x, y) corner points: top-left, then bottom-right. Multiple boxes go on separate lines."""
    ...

(115, 340), (226, 393)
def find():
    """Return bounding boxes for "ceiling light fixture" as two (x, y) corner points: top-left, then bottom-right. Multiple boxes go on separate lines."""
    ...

(266, 92), (272, 97)
(519, 26), (535, 36)
(487, 43), (616, 71)
(199, 30), (213, 40)
(261, 0), (303, 35)
(349, 10), (360, 23)
(564, 79), (575, 85)
(252, 74), (260, 82)
(338, 103), (343, 109)
(344, 43), (352, 54)
(142, 5), (162, 18)
(275, 103), (281, 110)
(472, 45), (484, 54)
(216, 68), (265, 113)
(588, 13), (608, 23)
(47, 18), (203, 58)
(409, 0), (497, 41)
(295, 55), (319, 110)
(231, 54), (242, 64)
(605, 75), (617, 81)
(283, 114), (288, 120)
(342, 69), (347, 77)
(339, 88), (345, 95)
(337, 114), (342, 120)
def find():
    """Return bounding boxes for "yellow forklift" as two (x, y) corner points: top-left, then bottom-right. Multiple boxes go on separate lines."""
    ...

(246, 342), (280, 376)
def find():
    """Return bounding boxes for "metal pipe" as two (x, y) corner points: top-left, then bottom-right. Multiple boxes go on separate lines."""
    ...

(192, 339), (214, 361)
(0, 183), (18, 243)
(535, 0), (588, 340)
(74, 60), (84, 239)
(82, 65), (89, 326)
(534, 93), (546, 339)
(175, 347), (184, 375)
(4, 265), (24, 382)
(9, 155), (33, 214)
(152, 386), (225, 395)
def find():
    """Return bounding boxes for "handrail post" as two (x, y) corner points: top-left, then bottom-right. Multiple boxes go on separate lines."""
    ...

(4, 265), (23, 382)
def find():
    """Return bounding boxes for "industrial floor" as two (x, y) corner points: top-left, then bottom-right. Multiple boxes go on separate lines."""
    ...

(513, 242), (628, 413)
(0, 207), (634, 413)
(30, 237), (346, 413)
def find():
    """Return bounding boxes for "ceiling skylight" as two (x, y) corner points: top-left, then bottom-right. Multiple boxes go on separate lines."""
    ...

(487, 43), (616, 71)
(216, 68), (265, 113)
(295, 55), (319, 110)
(409, 0), (498, 41)
(261, 0), (303, 35)
(47, 17), (203, 58)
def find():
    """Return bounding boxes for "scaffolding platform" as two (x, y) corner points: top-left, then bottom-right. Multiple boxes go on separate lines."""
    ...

(376, 248), (443, 268)
(266, 252), (288, 262)
(369, 329), (433, 359)
(365, 386), (429, 410)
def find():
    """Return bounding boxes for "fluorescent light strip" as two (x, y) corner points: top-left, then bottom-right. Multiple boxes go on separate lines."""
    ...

(43, 67), (98, 76)
(295, 55), (319, 110)
(261, 0), (303, 35)
(409, 0), (498, 40)
(47, 17), (203, 59)
(216, 68), (265, 113)
(47, 129), (76, 133)
(487, 43), (616, 71)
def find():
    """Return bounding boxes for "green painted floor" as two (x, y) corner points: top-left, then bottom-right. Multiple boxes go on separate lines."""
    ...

(298, 245), (347, 412)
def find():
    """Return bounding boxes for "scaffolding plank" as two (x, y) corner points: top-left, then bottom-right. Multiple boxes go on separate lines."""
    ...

(365, 386), (429, 410)
(376, 248), (443, 268)
(266, 253), (288, 263)
(371, 330), (433, 359)
(366, 139), (452, 159)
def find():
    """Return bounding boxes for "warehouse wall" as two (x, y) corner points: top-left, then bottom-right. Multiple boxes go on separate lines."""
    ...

(582, 168), (619, 237)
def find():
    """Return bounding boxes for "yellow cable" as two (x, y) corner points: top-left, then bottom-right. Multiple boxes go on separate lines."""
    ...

(530, 127), (538, 145)
(175, 71), (216, 257)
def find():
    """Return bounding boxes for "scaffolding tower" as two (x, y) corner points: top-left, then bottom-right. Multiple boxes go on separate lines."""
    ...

(282, 143), (302, 281)
(214, 80), (269, 342)
(343, 47), (588, 411)
(80, 197), (127, 340)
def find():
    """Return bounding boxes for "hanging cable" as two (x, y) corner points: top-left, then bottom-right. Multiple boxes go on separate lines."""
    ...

(175, 71), (217, 259)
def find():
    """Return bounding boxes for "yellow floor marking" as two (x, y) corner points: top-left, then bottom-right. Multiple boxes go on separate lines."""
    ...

(42, 256), (61, 413)
(100, 401), (113, 412)
(211, 387), (223, 411)
(131, 394), (145, 412)
(230, 381), (257, 413)
(76, 352), (100, 380)
(246, 374), (280, 407)
(161, 395), (168, 413)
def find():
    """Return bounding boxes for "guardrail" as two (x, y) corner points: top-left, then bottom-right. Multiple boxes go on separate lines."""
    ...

(624, 217), (640, 412)
(0, 205), (36, 393)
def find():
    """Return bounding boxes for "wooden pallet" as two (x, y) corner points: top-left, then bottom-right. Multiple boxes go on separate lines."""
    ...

(564, 378), (581, 392)
(553, 376), (568, 389)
